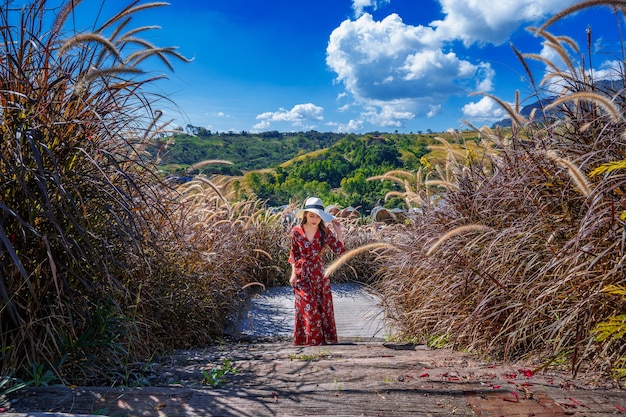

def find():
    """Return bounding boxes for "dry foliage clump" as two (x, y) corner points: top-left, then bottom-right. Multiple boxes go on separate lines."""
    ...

(0, 0), (281, 386)
(373, 3), (626, 378)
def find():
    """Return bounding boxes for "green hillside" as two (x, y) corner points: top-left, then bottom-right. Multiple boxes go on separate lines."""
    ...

(157, 127), (472, 211)
(157, 128), (346, 176)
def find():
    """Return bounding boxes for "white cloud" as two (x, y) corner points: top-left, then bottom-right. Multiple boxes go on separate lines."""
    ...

(427, 104), (441, 118)
(462, 96), (506, 121)
(329, 119), (364, 133)
(255, 103), (324, 129)
(594, 60), (624, 81)
(352, 0), (390, 18)
(362, 103), (415, 127)
(252, 120), (271, 130)
(325, 0), (589, 131)
(326, 13), (494, 127)
(432, 0), (579, 46)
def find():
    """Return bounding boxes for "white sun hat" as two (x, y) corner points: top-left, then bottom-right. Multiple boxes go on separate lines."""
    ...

(303, 197), (335, 222)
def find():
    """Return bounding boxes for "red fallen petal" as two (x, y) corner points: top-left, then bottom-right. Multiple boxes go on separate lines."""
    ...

(520, 369), (534, 378)
(492, 385), (501, 389)
(569, 397), (585, 406)
(615, 404), (626, 413)
(503, 395), (519, 403)
(0, 407), (7, 412)
(502, 392), (519, 403)
(272, 392), (278, 403)
(419, 373), (429, 378)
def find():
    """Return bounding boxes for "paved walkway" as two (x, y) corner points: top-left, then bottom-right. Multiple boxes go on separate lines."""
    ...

(231, 283), (392, 341)
(5, 283), (626, 416)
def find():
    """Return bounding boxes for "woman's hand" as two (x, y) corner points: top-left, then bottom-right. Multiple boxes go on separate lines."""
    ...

(331, 219), (344, 242)
(289, 264), (297, 287)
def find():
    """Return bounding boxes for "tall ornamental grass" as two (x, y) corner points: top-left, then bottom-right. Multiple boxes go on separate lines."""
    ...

(0, 0), (272, 386)
(374, 1), (626, 378)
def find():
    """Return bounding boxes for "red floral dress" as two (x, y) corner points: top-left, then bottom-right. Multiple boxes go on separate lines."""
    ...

(289, 225), (345, 345)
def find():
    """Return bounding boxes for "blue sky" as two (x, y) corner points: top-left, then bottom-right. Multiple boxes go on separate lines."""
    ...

(29, 1), (625, 133)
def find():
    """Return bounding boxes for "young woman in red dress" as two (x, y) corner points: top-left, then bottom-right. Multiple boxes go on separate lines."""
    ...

(288, 197), (345, 346)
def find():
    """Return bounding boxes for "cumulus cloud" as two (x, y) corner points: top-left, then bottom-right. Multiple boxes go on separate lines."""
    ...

(594, 60), (625, 81)
(254, 103), (324, 129)
(432, 0), (578, 46)
(362, 103), (415, 127)
(328, 119), (364, 133)
(352, 0), (390, 18)
(427, 104), (441, 118)
(325, 0), (587, 130)
(326, 13), (494, 127)
(462, 96), (506, 121)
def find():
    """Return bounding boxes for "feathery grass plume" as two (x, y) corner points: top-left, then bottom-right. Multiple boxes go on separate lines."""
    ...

(95, 2), (171, 33)
(367, 174), (407, 187)
(382, 169), (418, 179)
(324, 242), (397, 277)
(533, 29), (578, 76)
(539, 71), (577, 90)
(520, 52), (564, 75)
(51, 0), (83, 36)
(432, 136), (466, 159)
(538, 0), (626, 32)
(424, 180), (459, 190)
(188, 159), (234, 172)
(426, 224), (492, 256)
(58, 33), (122, 60)
(75, 65), (142, 92)
(252, 249), (273, 260)
(545, 151), (592, 197)
(510, 42), (536, 89)
(544, 91), (621, 123)
(126, 46), (188, 70)
(240, 282), (266, 291)
(194, 175), (227, 196)
(469, 92), (527, 126)
(118, 25), (161, 42)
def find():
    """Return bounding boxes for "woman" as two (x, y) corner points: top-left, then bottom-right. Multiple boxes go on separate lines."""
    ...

(289, 197), (345, 346)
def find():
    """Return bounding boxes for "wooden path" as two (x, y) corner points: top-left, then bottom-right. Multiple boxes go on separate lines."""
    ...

(6, 283), (626, 417)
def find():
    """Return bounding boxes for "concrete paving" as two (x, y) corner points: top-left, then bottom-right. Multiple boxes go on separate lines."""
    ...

(231, 282), (393, 341)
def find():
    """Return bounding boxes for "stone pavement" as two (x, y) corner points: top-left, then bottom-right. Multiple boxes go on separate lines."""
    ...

(4, 283), (626, 417)
(230, 282), (392, 341)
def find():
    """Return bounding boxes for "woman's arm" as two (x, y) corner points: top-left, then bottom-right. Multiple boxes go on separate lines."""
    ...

(288, 227), (301, 287)
(331, 219), (343, 243)
(289, 263), (297, 287)
(325, 220), (345, 255)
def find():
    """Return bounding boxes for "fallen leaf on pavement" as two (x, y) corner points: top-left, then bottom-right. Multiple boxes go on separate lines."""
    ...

(503, 392), (519, 403)
(569, 397), (586, 407)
